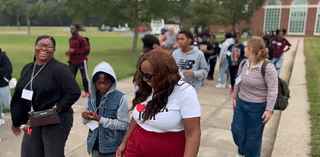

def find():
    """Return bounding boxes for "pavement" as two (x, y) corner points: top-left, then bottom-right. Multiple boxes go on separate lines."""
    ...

(0, 37), (311, 157)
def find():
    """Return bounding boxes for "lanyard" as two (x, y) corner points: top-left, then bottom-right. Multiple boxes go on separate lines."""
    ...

(23, 62), (47, 91)
(91, 97), (108, 113)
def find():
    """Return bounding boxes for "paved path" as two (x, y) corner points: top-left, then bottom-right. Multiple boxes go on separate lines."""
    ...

(0, 37), (310, 157)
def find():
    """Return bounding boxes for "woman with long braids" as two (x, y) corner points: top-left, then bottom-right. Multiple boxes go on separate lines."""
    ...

(116, 48), (201, 157)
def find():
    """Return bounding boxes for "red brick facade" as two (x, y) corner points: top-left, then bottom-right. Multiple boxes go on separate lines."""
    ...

(211, 0), (320, 37)
(252, 0), (320, 37)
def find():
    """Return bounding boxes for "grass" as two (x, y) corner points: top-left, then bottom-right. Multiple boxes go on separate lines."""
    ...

(304, 38), (320, 155)
(0, 27), (126, 36)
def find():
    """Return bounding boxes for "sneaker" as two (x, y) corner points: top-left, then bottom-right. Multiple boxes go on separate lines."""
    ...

(0, 119), (5, 126)
(229, 88), (234, 93)
(215, 83), (226, 88)
(226, 84), (232, 88)
(82, 92), (89, 98)
(207, 76), (214, 80)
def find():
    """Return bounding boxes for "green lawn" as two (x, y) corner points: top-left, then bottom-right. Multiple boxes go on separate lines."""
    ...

(304, 38), (320, 155)
(0, 27), (126, 36)
(0, 34), (142, 90)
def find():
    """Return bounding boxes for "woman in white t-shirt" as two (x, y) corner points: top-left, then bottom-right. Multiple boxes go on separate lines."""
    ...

(116, 49), (201, 157)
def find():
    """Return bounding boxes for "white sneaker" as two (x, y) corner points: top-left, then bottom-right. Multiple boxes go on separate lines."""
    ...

(215, 83), (226, 88)
(226, 84), (232, 88)
(0, 119), (4, 126)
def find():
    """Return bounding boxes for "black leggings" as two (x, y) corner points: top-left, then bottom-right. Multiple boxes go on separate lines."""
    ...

(229, 65), (239, 89)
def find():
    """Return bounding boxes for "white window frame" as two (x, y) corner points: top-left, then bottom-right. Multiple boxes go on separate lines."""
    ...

(263, 0), (282, 34)
(314, 2), (320, 35)
(288, 0), (308, 35)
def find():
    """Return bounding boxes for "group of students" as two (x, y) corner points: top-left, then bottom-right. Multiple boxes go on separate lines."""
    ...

(1, 27), (290, 157)
(215, 28), (291, 94)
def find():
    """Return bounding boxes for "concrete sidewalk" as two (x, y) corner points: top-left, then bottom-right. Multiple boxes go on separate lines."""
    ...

(0, 37), (310, 157)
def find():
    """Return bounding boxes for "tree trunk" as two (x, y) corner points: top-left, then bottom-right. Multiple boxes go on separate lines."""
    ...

(132, 0), (139, 53)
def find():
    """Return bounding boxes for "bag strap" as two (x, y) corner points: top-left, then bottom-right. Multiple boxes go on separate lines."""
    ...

(261, 60), (272, 79)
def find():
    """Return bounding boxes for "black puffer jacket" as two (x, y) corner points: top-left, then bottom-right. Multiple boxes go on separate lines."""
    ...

(0, 50), (12, 87)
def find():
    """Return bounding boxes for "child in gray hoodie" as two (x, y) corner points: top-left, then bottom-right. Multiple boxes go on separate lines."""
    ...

(172, 30), (208, 92)
(81, 62), (130, 157)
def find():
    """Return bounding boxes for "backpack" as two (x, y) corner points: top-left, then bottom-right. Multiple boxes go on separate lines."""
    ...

(240, 59), (290, 110)
(79, 36), (90, 56)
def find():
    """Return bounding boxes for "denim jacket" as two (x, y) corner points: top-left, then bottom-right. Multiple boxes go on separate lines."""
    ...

(82, 62), (130, 154)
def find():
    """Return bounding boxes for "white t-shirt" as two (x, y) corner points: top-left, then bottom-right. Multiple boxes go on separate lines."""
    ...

(132, 80), (201, 133)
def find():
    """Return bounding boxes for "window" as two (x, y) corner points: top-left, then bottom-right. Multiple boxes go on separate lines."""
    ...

(288, 0), (308, 34)
(315, 4), (320, 34)
(264, 0), (281, 33)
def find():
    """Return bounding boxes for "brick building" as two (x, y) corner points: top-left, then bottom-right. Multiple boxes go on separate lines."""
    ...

(253, 0), (320, 37)
(211, 0), (320, 37)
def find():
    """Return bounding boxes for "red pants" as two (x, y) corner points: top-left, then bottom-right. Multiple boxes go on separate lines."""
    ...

(125, 124), (186, 157)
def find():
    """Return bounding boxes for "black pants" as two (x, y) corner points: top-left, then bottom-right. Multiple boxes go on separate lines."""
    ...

(21, 112), (73, 157)
(204, 53), (217, 78)
(229, 65), (239, 89)
(69, 61), (89, 92)
(207, 58), (217, 78)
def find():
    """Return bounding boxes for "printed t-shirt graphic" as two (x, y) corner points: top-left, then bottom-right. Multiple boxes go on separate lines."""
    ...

(132, 80), (201, 133)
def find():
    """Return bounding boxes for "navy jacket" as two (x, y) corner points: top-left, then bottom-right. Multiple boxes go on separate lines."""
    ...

(0, 51), (12, 87)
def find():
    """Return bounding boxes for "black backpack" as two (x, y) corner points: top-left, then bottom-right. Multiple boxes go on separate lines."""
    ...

(240, 59), (290, 110)
(79, 36), (90, 56)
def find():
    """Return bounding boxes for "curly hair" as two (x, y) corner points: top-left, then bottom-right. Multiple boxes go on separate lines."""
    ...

(131, 49), (181, 121)
(247, 37), (269, 62)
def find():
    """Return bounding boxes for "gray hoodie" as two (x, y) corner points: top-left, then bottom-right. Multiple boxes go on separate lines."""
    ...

(82, 62), (130, 131)
(172, 45), (208, 92)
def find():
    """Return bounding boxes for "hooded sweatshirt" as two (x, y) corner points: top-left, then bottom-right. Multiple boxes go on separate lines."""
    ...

(172, 45), (208, 92)
(219, 38), (235, 63)
(82, 62), (130, 154)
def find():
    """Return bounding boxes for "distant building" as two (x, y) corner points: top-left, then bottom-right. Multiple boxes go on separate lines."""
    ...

(253, 0), (320, 37)
(210, 0), (320, 37)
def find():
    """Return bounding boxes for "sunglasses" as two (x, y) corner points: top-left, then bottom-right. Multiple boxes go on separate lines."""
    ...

(138, 69), (154, 82)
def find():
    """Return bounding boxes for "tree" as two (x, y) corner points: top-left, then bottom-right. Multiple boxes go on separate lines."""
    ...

(3, 0), (26, 26)
(219, 0), (265, 31)
(188, 0), (229, 32)
(68, 0), (180, 52)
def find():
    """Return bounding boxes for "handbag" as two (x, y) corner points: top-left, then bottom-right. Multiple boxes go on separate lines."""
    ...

(28, 107), (60, 128)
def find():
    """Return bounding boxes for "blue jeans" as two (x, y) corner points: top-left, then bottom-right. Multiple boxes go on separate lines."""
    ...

(219, 60), (230, 85)
(0, 85), (11, 118)
(231, 98), (266, 157)
(271, 54), (284, 76)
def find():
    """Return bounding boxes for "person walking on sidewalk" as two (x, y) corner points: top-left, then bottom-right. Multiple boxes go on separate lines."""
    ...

(226, 33), (245, 93)
(165, 27), (179, 54)
(133, 34), (160, 83)
(231, 37), (278, 157)
(82, 62), (130, 157)
(216, 32), (234, 88)
(116, 49), (201, 157)
(10, 35), (81, 157)
(65, 24), (90, 98)
(172, 30), (208, 93)
(0, 48), (12, 126)
(270, 28), (291, 76)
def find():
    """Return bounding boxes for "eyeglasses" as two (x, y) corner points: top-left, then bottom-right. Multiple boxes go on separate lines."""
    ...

(138, 69), (154, 82)
(36, 44), (55, 49)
